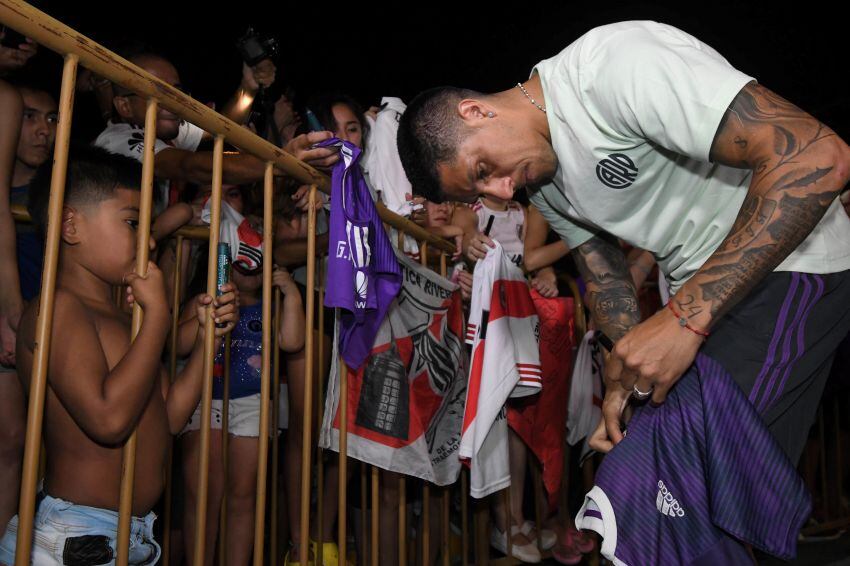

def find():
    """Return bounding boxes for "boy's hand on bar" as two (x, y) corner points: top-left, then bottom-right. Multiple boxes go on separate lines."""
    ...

(124, 262), (169, 320)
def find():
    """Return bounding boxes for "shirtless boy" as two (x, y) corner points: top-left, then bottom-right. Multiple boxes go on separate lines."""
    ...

(0, 145), (238, 565)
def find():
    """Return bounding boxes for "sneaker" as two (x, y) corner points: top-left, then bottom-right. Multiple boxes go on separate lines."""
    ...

(519, 520), (556, 551)
(490, 524), (542, 563)
(309, 540), (354, 566)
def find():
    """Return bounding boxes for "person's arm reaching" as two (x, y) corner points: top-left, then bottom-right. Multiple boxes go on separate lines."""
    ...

(151, 202), (193, 242)
(273, 267), (305, 352)
(273, 231), (329, 268)
(164, 283), (239, 434)
(199, 60), (276, 143)
(608, 82), (850, 405)
(153, 131), (340, 186)
(523, 204), (569, 273)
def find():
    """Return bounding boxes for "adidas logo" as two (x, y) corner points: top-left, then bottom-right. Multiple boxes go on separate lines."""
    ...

(656, 480), (685, 518)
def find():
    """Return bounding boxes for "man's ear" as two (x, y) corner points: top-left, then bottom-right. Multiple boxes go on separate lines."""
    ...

(457, 98), (496, 126)
(112, 95), (132, 121)
(60, 206), (81, 245)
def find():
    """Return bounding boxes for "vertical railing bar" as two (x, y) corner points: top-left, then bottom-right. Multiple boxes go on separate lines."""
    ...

(219, 336), (232, 564)
(300, 185), (319, 564)
(441, 489), (450, 566)
(461, 471), (469, 566)
(423, 485), (430, 566)
(420, 241), (429, 566)
(371, 466), (379, 566)
(162, 234), (184, 566)
(116, 95), (158, 566)
(192, 134), (225, 566)
(504, 487), (512, 560)
(438, 254), (449, 566)
(338, 354), (348, 561)
(316, 259), (325, 566)
(361, 462), (368, 563)
(270, 288), (282, 565)
(399, 471), (407, 566)
(251, 162), (275, 566)
(835, 397), (844, 515)
(819, 408), (829, 519)
(14, 53), (78, 566)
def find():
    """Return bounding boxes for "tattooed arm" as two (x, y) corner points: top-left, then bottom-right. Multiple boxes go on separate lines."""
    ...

(679, 82), (850, 323)
(572, 233), (641, 341)
(608, 82), (850, 409)
(573, 233), (643, 452)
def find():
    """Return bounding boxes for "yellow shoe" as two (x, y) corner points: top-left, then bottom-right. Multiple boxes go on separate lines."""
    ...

(309, 540), (353, 566)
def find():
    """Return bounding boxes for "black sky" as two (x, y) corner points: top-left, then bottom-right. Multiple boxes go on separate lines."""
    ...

(16, 1), (850, 138)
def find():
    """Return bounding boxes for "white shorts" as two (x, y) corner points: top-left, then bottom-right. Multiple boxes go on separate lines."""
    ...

(182, 386), (289, 437)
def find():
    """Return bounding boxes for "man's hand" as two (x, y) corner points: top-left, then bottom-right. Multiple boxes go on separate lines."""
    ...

(241, 59), (276, 93)
(0, 33), (37, 74)
(605, 306), (704, 404)
(196, 282), (240, 338)
(466, 233), (495, 262)
(588, 385), (631, 453)
(282, 131), (340, 172)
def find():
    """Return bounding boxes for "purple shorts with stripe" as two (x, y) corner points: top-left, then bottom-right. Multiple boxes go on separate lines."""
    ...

(701, 269), (850, 463)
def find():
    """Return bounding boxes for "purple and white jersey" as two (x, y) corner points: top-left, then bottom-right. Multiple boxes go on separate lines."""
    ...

(322, 138), (401, 370)
(576, 354), (810, 565)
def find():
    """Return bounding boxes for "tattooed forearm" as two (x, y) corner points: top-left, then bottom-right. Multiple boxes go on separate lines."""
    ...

(572, 234), (641, 340)
(679, 82), (850, 324)
(674, 294), (704, 319)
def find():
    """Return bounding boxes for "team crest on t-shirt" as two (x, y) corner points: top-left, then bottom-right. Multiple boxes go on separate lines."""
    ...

(596, 153), (638, 189)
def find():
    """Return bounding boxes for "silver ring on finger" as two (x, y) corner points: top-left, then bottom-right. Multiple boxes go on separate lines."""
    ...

(632, 384), (653, 400)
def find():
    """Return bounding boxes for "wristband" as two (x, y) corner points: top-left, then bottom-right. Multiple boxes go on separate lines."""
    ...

(667, 302), (710, 338)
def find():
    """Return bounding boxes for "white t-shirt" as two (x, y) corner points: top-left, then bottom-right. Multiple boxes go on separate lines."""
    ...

(529, 21), (850, 292)
(472, 199), (525, 267)
(94, 120), (205, 209)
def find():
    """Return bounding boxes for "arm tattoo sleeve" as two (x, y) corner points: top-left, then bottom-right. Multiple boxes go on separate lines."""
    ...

(683, 82), (850, 323)
(572, 234), (641, 341)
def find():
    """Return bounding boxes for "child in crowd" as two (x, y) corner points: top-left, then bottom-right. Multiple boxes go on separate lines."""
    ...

(180, 255), (304, 566)
(454, 193), (557, 563)
(0, 145), (238, 566)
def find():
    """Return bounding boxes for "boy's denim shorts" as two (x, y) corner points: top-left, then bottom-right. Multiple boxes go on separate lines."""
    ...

(0, 493), (160, 565)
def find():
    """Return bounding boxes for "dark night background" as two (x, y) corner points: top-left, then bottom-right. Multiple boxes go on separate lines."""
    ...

(8, 1), (850, 141)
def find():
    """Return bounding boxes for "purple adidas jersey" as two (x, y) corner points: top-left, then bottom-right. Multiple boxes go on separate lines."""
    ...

(576, 354), (810, 565)
(322, 138), (401, 370)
